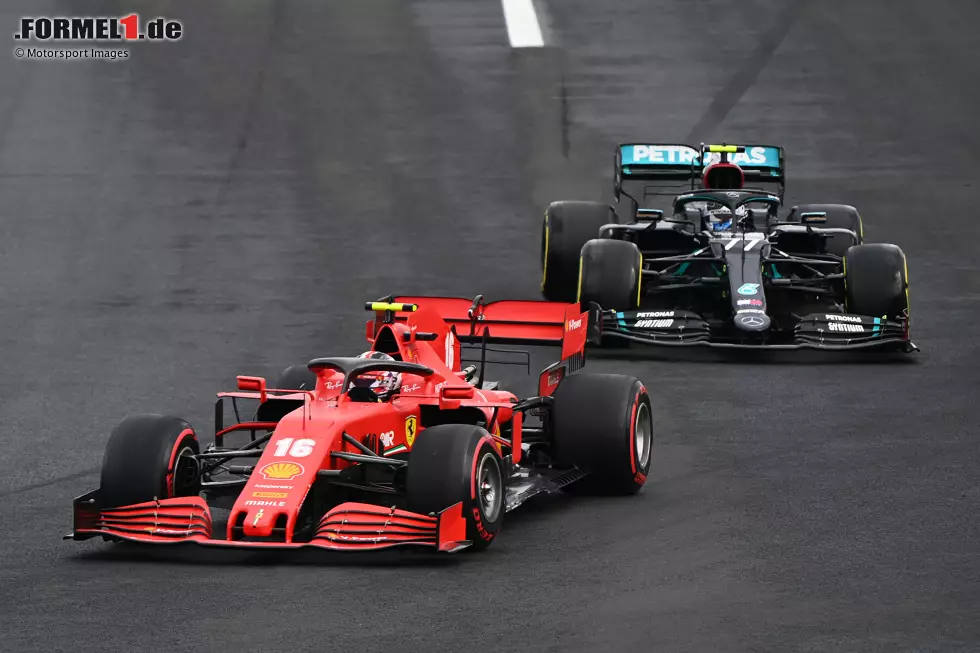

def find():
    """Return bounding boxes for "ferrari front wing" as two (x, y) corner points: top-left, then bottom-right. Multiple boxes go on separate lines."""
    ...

(66, 490), (470, 553)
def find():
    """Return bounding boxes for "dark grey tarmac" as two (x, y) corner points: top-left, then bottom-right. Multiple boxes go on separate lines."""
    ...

(1, 1), (978, 651)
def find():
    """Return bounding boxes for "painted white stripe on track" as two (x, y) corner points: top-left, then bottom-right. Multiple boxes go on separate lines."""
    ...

(501, 0), (544, 48)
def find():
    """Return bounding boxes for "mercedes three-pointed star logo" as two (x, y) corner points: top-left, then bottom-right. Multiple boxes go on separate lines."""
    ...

(740, 315), (765, 327)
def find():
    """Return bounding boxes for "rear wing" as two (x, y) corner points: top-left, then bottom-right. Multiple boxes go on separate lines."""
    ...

(368, 295), (588, 397)
(614, 142), (786, 206)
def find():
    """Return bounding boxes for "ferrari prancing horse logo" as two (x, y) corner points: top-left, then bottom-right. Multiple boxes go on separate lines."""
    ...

(405, 415), (418, 447)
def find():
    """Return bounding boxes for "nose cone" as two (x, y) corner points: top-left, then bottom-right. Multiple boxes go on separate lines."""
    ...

(734, 311), (770, 332)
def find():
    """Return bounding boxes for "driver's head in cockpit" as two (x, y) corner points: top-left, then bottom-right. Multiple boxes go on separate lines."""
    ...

(350, 351), (403, 400)
(706, 206), (732, 232)
(705, 203), (764, 232)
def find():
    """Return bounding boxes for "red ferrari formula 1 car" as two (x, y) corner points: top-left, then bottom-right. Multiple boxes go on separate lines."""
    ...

(68, 295), (653, 553)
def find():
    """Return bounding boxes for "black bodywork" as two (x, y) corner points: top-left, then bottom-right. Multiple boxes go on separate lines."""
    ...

(590, 189), (915, 351)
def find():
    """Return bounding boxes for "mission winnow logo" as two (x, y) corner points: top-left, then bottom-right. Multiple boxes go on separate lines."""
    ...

(14, 14), (182, 42)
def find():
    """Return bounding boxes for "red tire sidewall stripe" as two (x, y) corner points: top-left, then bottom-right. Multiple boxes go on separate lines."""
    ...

(628, 388), (640, 475)
(166, 427), (197, 498)
(469, 434), (499, 542)
(470, 435), (495, 500)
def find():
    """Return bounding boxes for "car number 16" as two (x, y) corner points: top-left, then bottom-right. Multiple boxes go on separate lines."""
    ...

(273, 438), (315, 458)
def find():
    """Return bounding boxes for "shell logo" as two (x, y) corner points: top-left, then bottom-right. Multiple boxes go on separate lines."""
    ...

(258, 462), (304, 481)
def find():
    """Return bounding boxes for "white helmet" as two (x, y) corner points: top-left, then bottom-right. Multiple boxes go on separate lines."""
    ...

(351, 351), (402, 398)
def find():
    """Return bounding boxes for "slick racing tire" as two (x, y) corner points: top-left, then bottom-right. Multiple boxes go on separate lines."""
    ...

(788, 203), (863, 257)
(578, 239), (642, 312)
(541, 201), (617, 302)
(843, 243), (909, 320)
(100, 414), (201, 509)
(255, 364), (318, 422)
(551, 373), (652, 495)
(274, 364), (318, 391)
(406, 424), (505, 551)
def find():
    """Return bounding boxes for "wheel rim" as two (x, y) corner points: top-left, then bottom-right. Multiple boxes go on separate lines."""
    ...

(170, 445), (199, 497)
(476, 452), (502, 522)
(634, 402), (652, 470)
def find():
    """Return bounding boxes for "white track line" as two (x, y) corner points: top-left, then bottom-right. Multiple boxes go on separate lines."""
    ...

(501, 0), (545, 48)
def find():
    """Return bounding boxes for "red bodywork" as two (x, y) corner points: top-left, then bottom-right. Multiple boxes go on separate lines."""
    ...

(70, 296), (588, 553)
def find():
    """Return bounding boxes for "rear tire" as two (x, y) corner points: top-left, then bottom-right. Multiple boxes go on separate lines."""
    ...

(406, 424), (504, 551)
(100, 415), (201, 509)
(788, 203), (863, 257)
(551, 373), (652, 495)
(541, 201), (617, 302)
(579, 239), (642, 311)
(844, 243), (909, 319)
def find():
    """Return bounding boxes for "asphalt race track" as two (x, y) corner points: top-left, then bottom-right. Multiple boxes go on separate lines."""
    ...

(1, 1), (978, 650)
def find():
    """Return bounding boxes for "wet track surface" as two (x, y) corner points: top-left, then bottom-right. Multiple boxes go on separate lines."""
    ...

(1, 1), (979, 650)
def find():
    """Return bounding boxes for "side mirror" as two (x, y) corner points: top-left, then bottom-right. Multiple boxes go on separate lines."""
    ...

(237, 375), (268, 403)
(635, 209), (664, 222)
(439, 385), (474, 409)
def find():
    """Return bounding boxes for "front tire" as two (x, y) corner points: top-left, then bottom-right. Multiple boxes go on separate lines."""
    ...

(100, 414), (201, 509)
(788, 203), (863, 257)
(274, 364), (318, 391)
(541, 201), (617, 302)
(406, 424), (505, 551)
(844, 243), (909, 319)
(551, 373), (652, 495)
(578, 238), (642, 311)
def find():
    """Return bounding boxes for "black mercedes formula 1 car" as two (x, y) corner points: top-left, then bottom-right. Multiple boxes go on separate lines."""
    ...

(539, 143), (916, 352)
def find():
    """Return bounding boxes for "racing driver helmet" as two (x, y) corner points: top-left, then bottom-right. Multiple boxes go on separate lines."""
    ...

(705, 206), (734, 232)
(350, 350), (402, 400)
